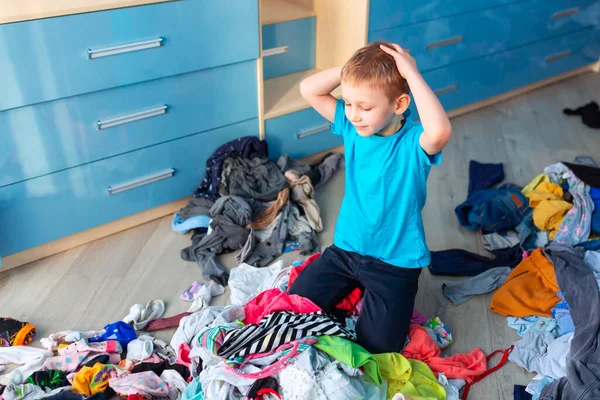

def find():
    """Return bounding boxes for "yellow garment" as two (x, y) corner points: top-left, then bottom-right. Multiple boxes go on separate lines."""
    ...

(533, 201), (572, 240)
(526, 182), (572, 239)
(72, 362), (113, 396)
(526, 182), (564, 207)
(522, 174), (550, 196)
(372, 353), (446, 400)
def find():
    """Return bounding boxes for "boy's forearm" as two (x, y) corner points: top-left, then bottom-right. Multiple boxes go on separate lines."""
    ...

(406, 71), (452, 141)
(300, 66), (343, 97)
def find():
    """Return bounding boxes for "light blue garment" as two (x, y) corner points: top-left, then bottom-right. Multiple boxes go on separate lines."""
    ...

(507, 316), (560, 338)
(182, 377), (204, 400)
(527, 376), (555, 400)
(331, 99), (441, 268)
(172, 212), (211, 234)
(584, 250), (600, 289)
(552, 293), (574, 336)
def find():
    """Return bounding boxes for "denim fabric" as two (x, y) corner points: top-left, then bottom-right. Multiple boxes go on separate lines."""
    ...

(455, 188), (530, 232)
(442, 266), (511, 305)
(576, 239), (600, 251)
(516, 211), (550, 251)
(468, 160), (505, 196)
(429, 245), (522, 276)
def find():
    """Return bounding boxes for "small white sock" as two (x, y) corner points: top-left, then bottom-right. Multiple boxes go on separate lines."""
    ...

(188, 281), (225, 312)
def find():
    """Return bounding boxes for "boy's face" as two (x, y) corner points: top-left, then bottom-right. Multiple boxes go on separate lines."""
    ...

(341, 81), (408, 137)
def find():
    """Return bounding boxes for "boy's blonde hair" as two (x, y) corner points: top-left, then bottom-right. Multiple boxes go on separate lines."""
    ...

(341, 41), (410, 102)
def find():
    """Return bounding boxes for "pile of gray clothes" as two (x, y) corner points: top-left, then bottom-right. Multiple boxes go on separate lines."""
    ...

(177, 137), (344, 285)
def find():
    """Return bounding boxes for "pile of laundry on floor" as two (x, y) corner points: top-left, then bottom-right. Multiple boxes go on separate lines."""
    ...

(1, 253), (496, 400)
(172, 136), (344, 286)
(430, 157), (600, 400)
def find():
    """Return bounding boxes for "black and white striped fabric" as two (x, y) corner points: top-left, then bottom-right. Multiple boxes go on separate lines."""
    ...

(217, 311), (356, 359)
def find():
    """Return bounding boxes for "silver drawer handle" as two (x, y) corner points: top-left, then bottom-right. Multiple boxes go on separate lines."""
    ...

(97, 105), (168, 130)
(427, 35), (464, 50)
(553, 7), (580, 19)
(297, 124), (330, 139)
(88, 37), (163, 59)
(434, 84), (458, 96)
(262, 45), (289, 57)
(108, 168), (175, 195)
(545, 50), (572, 63)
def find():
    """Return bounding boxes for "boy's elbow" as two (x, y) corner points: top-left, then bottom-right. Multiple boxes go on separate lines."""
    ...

(299, 79), (311, 100)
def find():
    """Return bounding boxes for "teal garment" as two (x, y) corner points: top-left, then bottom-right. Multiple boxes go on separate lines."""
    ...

(182, 377), (204, 400)
(331, 99), (441, 268)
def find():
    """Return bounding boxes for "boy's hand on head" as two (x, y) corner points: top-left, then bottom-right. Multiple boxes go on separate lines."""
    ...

(379, 43), (419, 80)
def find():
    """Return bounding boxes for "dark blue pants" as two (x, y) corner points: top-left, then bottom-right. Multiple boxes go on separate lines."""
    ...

(288, 245), (421, 354)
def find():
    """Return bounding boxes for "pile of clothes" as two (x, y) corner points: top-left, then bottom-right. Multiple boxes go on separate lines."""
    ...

(430, 157), (600, 399)
(173, 136), (344, 286)
(1, 254), (496, 400)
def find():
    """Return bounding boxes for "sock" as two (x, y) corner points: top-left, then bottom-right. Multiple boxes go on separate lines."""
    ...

(563, 101), (600, 129)
(26, 370), (70, 390)
(89, 322), (136, 348)
(180, 281), (202, 302)
(188, 281), (225, 312)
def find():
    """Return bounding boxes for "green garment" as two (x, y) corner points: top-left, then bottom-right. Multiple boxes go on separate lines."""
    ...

(315, 336), (446, 400)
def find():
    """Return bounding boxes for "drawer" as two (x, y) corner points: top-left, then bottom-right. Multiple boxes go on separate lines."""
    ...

(368, 0), (518, 31)
(409, 27), (600, 116)
(0, 119), (259, 256)
(265, 108), (343, 159)
(262, 18), (316, 80)
(369, 0), (599, 72)
(0, 60), (258, 188)
(0, 0), (259, 111)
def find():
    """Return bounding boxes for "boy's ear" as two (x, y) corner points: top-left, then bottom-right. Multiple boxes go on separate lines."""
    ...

(394, 94), (411, 115)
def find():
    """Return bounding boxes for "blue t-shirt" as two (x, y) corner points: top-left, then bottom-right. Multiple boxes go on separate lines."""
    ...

(331, 99), (442, 268)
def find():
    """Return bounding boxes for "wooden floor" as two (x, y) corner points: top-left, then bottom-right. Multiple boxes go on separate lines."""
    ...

(2, 72), (599, 399)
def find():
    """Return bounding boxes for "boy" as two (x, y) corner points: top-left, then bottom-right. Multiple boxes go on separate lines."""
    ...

(289, 42), (452, 354)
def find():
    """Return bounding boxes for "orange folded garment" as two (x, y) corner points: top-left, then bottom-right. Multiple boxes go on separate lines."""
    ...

(401, 324), (487, 383)
(490, 248), (560, 317)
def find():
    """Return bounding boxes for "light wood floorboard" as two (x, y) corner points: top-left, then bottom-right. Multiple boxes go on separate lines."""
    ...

(2, 72), (599, 399)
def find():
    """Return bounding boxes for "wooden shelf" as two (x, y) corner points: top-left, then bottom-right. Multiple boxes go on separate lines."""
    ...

(261, 0), (315, 25)
(0, 0), (174, 24)
(264, 68), (341, 120)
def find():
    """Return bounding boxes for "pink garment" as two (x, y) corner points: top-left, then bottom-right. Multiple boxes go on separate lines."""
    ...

(109, 371), (169, 397)
(177, 343), (193, 382)
(137, 353), (163, 365)
(43, 351), (121, 372)
(411, 309), (429, 325)
(243, 288), (321, 325)
(401, 325), (487, 383)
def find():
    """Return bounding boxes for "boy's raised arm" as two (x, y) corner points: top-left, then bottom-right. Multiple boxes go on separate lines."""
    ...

(380, 44), (452, 155)
(299, 66), (342, 123)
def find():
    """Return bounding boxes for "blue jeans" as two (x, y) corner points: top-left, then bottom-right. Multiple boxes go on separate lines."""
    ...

(455, 187), (530, 232)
